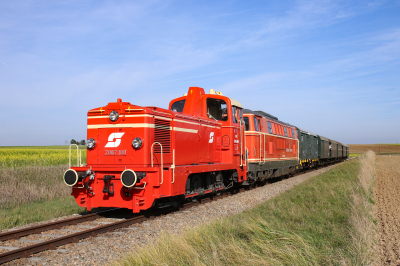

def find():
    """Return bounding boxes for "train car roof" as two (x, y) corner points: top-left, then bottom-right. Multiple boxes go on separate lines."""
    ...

(297, 127), (318, 137)
(318, 135), (330, 142)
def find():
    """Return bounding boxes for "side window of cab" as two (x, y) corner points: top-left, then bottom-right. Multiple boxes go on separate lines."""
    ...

(206, 98), (228, 121)
(170, 100), (186, 112)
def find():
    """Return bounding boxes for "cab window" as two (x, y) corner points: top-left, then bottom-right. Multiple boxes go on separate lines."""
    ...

(292, 129), (295, 138)
(171, 100), (185, 112)
(257, 118), (261, 131)
(206, 98), (228, 121)
(284, 127), (288, 137)
(244, 117), (250, 131)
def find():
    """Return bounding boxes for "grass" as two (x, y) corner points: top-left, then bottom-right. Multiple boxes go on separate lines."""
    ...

(0, 165), (86, 230)
(0, 197), (84, 230)
(349, 151), (376, 265)
(117, 156), (374, 266)
(0, 165), (72, 208)
(0, 145), (89, 229)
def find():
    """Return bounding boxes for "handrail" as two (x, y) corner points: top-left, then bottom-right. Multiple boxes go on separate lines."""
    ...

(171, 149), (175, 184)
(240, 120), (243, 167)
(264, 134), (266, 158)
(134, 182), (147, 190)
(69, 144), (79, 168)
(245, 147), (249, 167)
(259, 132), (262, 164)
(151, 142), (163, 185)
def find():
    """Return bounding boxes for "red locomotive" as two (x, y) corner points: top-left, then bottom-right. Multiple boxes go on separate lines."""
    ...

(243, 110), (299, 183)
(63, 86), (347, 212)
(64, 87), (247, 212)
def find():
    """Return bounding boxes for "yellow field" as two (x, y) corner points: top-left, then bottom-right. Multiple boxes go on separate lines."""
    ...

(0, 148), (87, 167)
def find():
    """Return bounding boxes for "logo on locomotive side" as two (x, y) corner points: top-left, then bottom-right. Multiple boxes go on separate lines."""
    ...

(209, 132), (214, 143)
(105, 132), (125, 148)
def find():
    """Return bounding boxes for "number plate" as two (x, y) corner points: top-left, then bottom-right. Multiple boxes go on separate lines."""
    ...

(104, 150), (126, 156)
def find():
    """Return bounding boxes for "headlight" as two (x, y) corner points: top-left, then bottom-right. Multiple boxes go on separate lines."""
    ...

(132, 137), (142, 149)
(87, 138), (96, 149)
(109, 111), (119, 122)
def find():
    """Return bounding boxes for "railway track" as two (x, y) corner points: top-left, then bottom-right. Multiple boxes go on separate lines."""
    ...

(0, 162), (341, 265)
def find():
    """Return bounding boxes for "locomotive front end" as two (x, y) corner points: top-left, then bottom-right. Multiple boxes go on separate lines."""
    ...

(63, 98), (174, 213)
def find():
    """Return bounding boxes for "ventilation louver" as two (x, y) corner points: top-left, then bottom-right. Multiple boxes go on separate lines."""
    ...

(154, 119), (171, 153)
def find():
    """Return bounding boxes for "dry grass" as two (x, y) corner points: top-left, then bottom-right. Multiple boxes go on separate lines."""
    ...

(0, 165), (71, 209)
(117, 159), (363, 266)
(0, 165), (85, 229)
(348, 144), (400, 154)
(349, 151), (376, 265)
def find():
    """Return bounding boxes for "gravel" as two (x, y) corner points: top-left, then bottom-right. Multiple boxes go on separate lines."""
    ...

(2, 163), (340, 266)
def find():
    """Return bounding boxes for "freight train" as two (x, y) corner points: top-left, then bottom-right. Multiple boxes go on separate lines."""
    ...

(63, 87), (349, 212)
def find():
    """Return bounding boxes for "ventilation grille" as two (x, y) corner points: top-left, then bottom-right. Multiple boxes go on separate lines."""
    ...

(154, 119), (171, 153)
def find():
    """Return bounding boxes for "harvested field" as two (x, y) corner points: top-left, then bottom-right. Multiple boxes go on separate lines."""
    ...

(348, 144), (400, 154)
(374, 155), (400, 265)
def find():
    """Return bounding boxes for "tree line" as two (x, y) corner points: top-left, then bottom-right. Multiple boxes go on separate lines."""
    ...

(70, 139), (86, 145)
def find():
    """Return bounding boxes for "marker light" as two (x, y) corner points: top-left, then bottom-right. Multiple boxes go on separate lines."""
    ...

(87, 138), (96, 149)
(132, 137), (142, 149)
(109, 111), (119, 122)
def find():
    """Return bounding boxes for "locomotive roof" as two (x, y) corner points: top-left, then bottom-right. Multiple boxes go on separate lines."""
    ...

(243, 109), (296, 128)
(243, 109), (278, 120)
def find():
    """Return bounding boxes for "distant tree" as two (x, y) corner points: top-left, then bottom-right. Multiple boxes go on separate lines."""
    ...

(70, 139), (77, 144)
(80, 139), (86, 145)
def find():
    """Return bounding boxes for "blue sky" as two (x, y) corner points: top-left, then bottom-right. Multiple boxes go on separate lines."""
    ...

(0, 0), (399, 145)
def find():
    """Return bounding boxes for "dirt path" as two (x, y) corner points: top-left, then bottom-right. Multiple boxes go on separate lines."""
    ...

(374, 155), (400, 265)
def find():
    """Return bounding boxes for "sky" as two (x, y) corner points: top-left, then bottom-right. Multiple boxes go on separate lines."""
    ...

(0, 0), (399, 145)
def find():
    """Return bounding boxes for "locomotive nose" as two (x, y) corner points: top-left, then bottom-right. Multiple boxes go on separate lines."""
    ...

(63, 169), (86, 186)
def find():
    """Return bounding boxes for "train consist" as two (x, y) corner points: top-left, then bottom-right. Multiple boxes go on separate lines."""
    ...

(63, 87), (348, 212)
